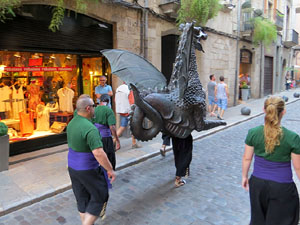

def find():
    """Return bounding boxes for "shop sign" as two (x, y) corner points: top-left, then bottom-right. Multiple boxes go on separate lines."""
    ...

(240, 49), (252, 64)
(4, 67), (73, 72)
(29, 58), (43, 66)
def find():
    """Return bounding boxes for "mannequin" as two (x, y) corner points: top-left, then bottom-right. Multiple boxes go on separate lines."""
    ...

(57, 83), (74, 113)
(36, 104), (50, 131)
(28, 80), (41, 114)
(12, 81), (25, 119)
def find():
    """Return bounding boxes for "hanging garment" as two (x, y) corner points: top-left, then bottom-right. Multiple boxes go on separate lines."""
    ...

(28, 84), (40, 113)
(46, 102), (59, 112)
(12, 85), (25, 119)
(57, 87), (74, 113)
(19, 110), (34, 137)
(0, 86), (12, 113)
(36, 104), (50, 131)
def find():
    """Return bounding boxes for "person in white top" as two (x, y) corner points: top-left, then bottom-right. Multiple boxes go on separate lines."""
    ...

(115, 83), (141, 149)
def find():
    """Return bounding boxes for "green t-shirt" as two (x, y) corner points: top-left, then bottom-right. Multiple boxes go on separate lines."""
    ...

(67, 115), (103, 152)
(245, 125), (300, 162)
(93, 105), (116, 126)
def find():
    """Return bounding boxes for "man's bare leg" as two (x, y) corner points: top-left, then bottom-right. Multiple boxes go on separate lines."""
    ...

(83, 213), (98, 225)
(132, 136), (136, 145)
(117, 126), (126, 137)
(79, 212), (85, 224)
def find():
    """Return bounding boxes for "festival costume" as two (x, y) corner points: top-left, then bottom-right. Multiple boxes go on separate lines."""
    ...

(67, 115), (108, 216)
(245, 125), (300, 225)
(93, 106), (117, 170)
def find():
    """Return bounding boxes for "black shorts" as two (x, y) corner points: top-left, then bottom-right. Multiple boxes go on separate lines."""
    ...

(249, 175), (299, 225)
(68, 167), (109, 216)
(102, 137), (116, 170)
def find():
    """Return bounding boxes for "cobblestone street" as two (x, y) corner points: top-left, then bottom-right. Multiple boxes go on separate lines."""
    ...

(1, 100), (300, 225)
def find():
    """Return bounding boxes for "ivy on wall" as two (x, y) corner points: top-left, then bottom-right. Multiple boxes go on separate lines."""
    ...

(0, 0), (101, 32)
(176, 0), (221, 26)
(252, 17), (277, 46)
(0, 0), (21, 23)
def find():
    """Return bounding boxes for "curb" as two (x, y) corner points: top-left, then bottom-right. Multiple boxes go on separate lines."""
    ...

(1, 97), (299, 217)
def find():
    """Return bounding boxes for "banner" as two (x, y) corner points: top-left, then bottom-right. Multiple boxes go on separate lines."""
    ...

(4, 67), (74, 72)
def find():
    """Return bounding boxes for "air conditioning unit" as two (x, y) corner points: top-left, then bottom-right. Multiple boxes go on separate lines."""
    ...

(220, 0), (236, 12)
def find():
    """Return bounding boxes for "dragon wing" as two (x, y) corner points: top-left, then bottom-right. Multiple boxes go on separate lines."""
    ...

(101, 49), (167, 90)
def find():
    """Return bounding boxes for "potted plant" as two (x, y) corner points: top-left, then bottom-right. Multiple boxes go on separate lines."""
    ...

(241, 82), (250, 101)
(0, 122), (9, 172)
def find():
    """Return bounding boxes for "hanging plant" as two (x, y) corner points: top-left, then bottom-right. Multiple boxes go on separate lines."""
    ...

(0, 0), (21, 23)
(176, 0), (221, 26)
(252, 17), (277, 46)
(49, 0), (92, 32)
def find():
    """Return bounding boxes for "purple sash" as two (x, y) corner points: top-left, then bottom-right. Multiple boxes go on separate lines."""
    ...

(94, 123), (111, 138)
(252, 155), (293, 183)
(68, 148), (99, 170)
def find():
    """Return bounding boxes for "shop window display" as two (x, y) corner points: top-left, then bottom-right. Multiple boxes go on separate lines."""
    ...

(0, 51), (78, 142)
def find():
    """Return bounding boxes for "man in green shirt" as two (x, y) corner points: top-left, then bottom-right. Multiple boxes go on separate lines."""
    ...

(67, 96), (116, 225)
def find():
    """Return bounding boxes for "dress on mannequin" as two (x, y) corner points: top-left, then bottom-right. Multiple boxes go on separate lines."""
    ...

(36, 104), (50, 131)
(0, 85), (12, 119)
(12, 85), (25, 119)
(28, 82), (40, 114)
(57, 87), (74, 113)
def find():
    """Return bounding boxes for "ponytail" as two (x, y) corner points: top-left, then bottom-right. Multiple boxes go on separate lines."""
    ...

(263, 97), (285, 153)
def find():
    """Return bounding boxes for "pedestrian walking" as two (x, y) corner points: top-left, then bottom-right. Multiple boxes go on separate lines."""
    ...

(214, 76), (229, 120)
(242, 96), (300, 225)
(207, 74), (217, 117)
(67, 96), (115, 225)
(115, 83), (141, 149)
(160, 133), (171, 157)
(94, 94), (120, 170)
(95, 76), (113, 107)
(285, 73), (292, 91)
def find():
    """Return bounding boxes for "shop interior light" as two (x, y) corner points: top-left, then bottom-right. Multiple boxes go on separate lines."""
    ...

(66, 54), (72, 60)
(50, 54), (56, 59)
(89, 71), (94, 75)
(33, 53), (40, 59)
(0, 65), (6, 71)
(14, 52), (21, 58)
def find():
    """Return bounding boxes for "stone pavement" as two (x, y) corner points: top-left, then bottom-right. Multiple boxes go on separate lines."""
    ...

(1, 99), (300, 225)
(0, 88), (300, 217)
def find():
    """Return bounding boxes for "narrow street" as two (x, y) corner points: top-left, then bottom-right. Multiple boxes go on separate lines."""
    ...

(1, 100), (300, 225)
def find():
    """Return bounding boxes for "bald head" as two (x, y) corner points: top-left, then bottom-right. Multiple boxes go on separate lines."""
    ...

(78, 94), (90, 99)
(76, 97), (93, 113)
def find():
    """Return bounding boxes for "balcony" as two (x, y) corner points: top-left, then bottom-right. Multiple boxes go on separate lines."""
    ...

(284, 29), (299, 47)
(241, 11), (253, 38)
(275, 9), (283, 31)
(159, 0), (180, 19)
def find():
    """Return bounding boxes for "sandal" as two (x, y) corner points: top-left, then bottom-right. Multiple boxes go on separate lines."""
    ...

(175, 177), (186, 187)
(160, 147), (166, 157)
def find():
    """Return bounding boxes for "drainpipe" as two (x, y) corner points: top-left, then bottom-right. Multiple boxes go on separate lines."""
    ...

(140, 10), (144, 56)
(233, 0), (241, 106)
(259, 1), (265, 98)
(144, 0), (148, 59)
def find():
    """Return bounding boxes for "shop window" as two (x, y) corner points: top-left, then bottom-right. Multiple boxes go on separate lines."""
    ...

(0, 51), (78, 142)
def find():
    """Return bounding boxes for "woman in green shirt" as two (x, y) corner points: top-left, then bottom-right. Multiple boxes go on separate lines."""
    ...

(242, 96), (300, 225)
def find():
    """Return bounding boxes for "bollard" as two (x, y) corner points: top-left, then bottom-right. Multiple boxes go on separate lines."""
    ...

(0, 135), (9, 172)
